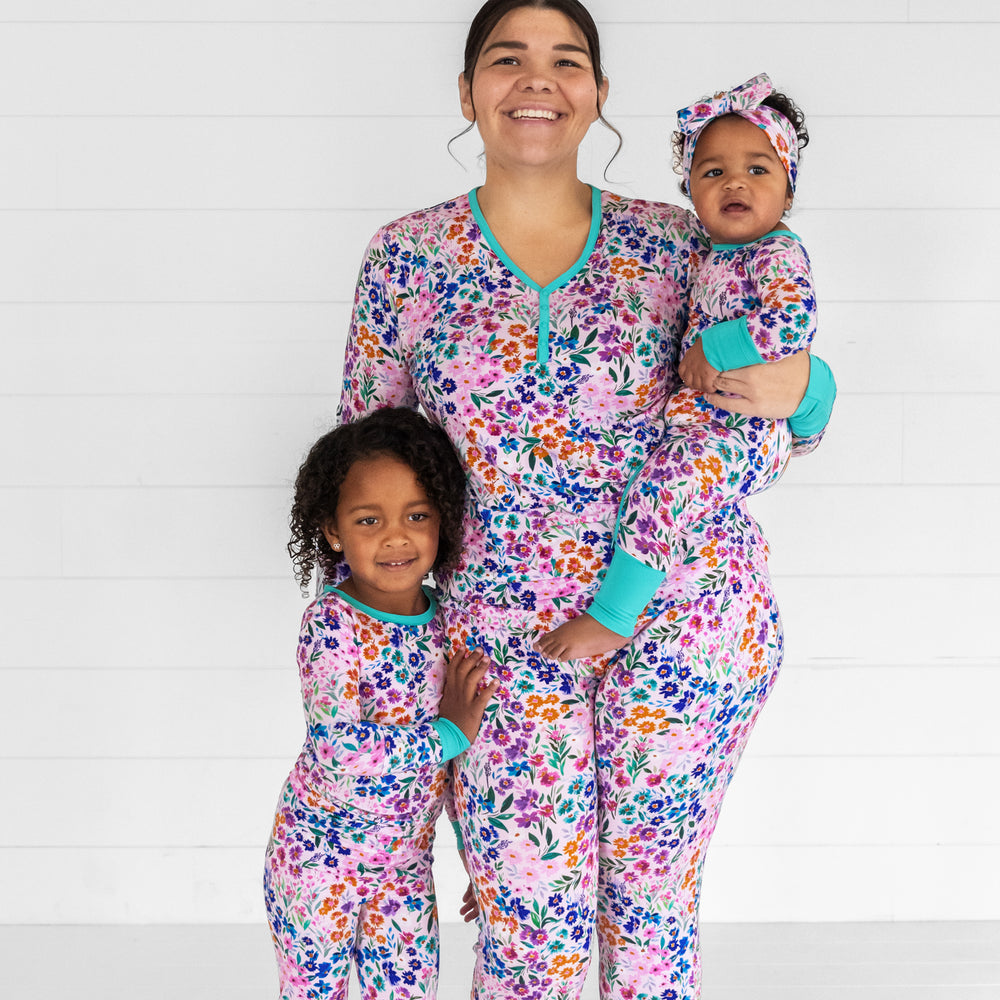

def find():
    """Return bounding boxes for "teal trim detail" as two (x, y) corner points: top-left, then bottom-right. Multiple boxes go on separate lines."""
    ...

(468, 185), (602, 364)
(588, 546), (666, 638)
(713, 229), (801, 252)
(322, 584), (437, 625)
(431, 718), (471, 762)
(451, 819), (465, 852)
(700, 316), (762, 370)
(788, 354), (837, 437)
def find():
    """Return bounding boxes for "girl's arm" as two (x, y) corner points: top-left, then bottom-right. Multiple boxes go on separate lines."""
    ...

(297, 598), (446, 778)
(337, 226), (418, 422)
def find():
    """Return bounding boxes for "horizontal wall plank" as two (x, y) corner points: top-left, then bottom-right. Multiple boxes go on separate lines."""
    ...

(0, 1), (919, 24)
(4, 664), (997, 760)
(700, 845), (1000, 922)
(1, 843), (995, 923)
(1, 209), (989, 304)
(773, 575), (1000, 664)
(0, 24), (992, 117)
(0, 300), (989, 397)
(0, 302), (347, 396)
(0, 397), (334, 487)
(0, 579), (303, 668)
(4, 483), (994, 582)
(748, 486), (1000, 577)
(5, 116), (993, 212)
(1, 756), (992, 849)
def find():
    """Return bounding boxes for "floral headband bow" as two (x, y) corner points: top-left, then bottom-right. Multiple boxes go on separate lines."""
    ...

(677, 72), (799, 194)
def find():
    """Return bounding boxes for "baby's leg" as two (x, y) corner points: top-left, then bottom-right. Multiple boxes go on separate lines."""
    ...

(535, 388), (791, 661)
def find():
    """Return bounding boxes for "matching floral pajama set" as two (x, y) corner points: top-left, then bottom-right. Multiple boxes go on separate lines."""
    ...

(334, 185), (827, 1000)
(265, 586), (461, 999)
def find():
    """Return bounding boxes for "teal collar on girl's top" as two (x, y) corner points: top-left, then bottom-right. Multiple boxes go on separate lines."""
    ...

(323, 584), (437, 625)
(712, 229), (802, 252)
(468, 184), (602, 364)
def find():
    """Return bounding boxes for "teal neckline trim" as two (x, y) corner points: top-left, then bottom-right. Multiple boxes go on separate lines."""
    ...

(322, 584), (437, 625)
(712, 229), (801, 252)
(468, 185), (602, 364)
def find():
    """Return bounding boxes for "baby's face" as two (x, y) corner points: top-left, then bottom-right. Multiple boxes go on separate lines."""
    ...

(688, 115), (792, 244)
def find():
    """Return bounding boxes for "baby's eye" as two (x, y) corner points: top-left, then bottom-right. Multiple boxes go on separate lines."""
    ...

(749, 165), (768, 175)
(703, 168), (722, 178)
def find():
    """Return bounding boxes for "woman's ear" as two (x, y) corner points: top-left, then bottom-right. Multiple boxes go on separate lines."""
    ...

(459, 72), (476, 123)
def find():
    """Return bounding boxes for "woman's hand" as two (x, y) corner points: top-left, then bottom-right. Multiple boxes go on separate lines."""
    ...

(701, 351), (810, 418)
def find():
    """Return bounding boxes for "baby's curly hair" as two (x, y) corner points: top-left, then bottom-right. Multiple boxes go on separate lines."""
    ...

(287, 408), (467, 594)
(671, 91), (810, 197)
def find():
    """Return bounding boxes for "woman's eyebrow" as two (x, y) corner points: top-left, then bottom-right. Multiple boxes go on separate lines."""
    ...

(481, 40), (588, 56)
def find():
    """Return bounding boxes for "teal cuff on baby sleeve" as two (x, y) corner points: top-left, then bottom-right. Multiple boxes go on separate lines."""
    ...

(451, 819), (465, 853)
(587, 546), (667, 638)
(431, 718), (471, 762)
(788, 355), (837, 437)
(700, 317), (762, 371)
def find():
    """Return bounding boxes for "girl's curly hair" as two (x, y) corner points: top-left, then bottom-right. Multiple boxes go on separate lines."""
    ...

(671, 91), (810, 197)
(287, 408), (467, 594)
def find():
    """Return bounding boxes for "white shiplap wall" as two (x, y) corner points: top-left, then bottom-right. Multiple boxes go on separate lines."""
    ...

(1, 0), (997, 924)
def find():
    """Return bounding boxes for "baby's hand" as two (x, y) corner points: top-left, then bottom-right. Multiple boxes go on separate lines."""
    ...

(678, 338), (721, 393)
(437, 647), (498, 745)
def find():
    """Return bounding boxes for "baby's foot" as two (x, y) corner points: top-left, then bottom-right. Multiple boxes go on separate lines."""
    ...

(533, 613), (632, 661)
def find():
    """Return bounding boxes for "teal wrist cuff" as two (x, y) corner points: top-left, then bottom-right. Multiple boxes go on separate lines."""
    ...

(588, 547), (667, 638)
(700, 317), (760, 371)
(451, 819), (465, 852)
(789, 355), (837, 437)
(431, 718), (471, 762)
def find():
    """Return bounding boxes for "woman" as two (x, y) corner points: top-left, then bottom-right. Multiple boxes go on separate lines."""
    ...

(339, 2), (830, 997)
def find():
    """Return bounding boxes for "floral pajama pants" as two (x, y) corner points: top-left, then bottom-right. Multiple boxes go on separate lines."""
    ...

(446, 574), (783, 1000)
(264, 782), (440, 1000)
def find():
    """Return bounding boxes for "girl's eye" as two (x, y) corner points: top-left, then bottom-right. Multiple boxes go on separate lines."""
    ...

(409, 512), (430, 523)
(556, 58), (580, 67)
(749, 165), (767, 175)
(704, 168), (722, 178)
(493, 55), (519, 65)
(358, 516), (378, 526)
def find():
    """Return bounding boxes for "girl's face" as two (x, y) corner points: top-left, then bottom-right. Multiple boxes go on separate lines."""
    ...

(688, 115), (793, 245)
(323, 454), (441, 616)
(459, 6), (607, 175)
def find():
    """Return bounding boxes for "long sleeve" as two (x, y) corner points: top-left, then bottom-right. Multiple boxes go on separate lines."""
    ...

(338, 226), (419, 422)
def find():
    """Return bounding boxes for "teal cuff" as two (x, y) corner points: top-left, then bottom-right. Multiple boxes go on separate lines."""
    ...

(588, 546), (667, 638)
(452, 819), (465, 853)
(700, 317), (762, 371)
(431, 718), (471, 762)
(788, 355), (837, 437)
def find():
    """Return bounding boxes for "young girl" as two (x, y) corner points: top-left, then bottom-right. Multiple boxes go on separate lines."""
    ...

(537, 72), (836, 661)
(264, 407), (497, 1000)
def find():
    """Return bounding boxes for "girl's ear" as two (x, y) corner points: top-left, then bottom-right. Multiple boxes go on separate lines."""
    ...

(459, 72), (476, 123)
(322, 522), (342, 553)
(596, 75), (609, 119)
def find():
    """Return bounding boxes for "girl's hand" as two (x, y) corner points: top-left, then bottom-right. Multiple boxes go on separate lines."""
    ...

(678, 338), (721, 393)
(438, 647), (498, 745)
(701, 351), (809, 418)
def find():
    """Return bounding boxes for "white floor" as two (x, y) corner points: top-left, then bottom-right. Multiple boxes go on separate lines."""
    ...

(4, 921), (998, 999)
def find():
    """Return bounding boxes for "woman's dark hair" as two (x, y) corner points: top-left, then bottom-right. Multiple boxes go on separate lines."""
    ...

(451, 0), (623, 175)
(671, 91), (810, 198)
(287, 408), (467, 594)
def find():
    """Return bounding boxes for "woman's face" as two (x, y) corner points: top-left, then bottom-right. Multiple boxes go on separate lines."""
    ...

(459, 6), (607, 175)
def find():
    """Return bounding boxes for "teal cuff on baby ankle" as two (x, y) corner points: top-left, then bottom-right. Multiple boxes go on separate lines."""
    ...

(431, 718), (471, 762)
(587, 547), (667, 638)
